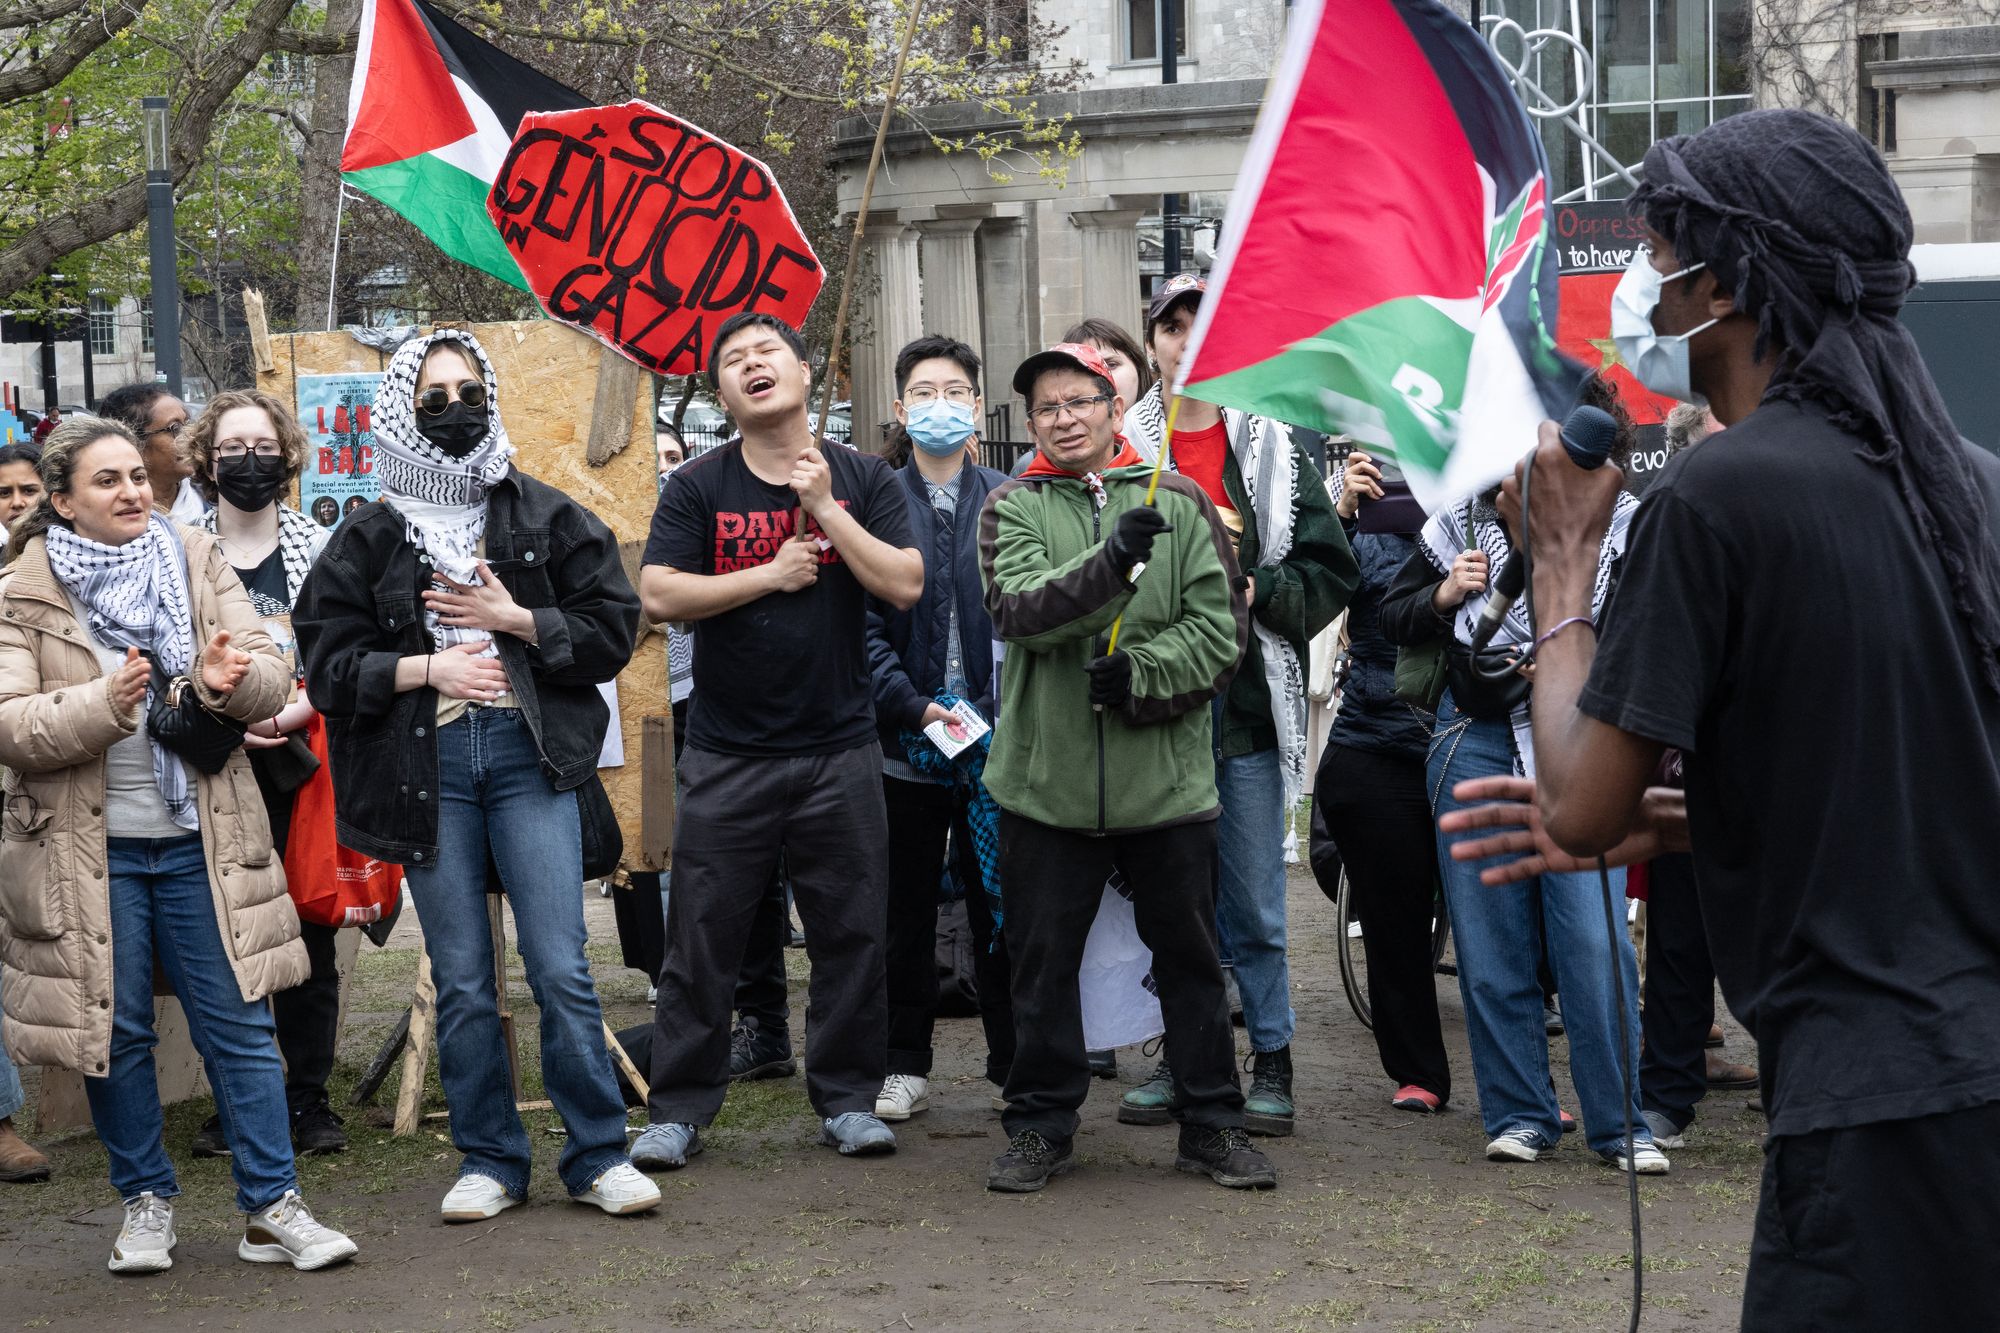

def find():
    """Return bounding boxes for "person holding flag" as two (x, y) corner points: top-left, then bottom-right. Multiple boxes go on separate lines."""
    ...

(977, 342), (1265, 1194)
(1117, 274), (1356, 1138)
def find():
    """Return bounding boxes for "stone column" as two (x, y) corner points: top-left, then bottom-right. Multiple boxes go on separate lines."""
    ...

(977, 214), (1032, 437)
(915, 215), (987, 359)
(849, 213), (920, 453)
(1070, 201), (1150, 334)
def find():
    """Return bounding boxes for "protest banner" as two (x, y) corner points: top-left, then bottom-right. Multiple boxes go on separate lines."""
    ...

(490, 101), (825, 375)
(296, 372), (387, 531)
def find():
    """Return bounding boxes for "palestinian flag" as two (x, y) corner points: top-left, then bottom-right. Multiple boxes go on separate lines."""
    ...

(1178, 0), (1583, 508)
(341, 0), (590, 291)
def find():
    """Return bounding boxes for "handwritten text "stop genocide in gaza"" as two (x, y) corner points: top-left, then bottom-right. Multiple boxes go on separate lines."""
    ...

(492, 114), (821, 373)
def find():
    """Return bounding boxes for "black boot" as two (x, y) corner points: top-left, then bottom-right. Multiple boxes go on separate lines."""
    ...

(728, 1016), (795, 1081)
(191, 1114), (230, 1159)
(1244, 1045), (1295, 1137)
(1175, 1124), (1277, 1190)
(986, 1130), (1075, 1193)
(291, 1099), (349, 1156)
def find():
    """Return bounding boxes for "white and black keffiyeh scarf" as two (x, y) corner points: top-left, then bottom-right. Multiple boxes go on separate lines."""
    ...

(372, 329), (516, 655)
(1420, 487), (1638, 777)
(1126, 384), (1312, 805)
(46, 514), (200, 830)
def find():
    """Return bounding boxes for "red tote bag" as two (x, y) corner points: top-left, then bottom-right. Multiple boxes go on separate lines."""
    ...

(283, 713), (402, 928)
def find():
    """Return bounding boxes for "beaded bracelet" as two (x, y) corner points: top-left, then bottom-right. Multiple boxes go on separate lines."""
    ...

(1532, 616), (1595, 654)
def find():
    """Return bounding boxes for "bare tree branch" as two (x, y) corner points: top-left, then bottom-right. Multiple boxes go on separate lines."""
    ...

(0, 0), (89, 29)
(0, 0), (143, 105)
(0, 0), (296, 296)
(271, 24), (349, 54)
(244, 100), (315, 142)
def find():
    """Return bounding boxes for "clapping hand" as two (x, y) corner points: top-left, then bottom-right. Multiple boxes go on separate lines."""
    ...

(200, 631), (252, 697)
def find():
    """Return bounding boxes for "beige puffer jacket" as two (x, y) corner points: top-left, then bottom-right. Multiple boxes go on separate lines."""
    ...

(0, 526), (307, 1075)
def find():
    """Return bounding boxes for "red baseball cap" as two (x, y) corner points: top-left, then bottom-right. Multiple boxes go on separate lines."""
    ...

(1145, 272), (1208, 328)
(1012, 342), (1116, 399)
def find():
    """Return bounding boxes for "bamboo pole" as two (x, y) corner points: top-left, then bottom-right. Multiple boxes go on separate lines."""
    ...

(1104, 394), (1183, 655)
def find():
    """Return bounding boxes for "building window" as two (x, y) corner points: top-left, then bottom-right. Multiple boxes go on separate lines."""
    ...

(1481, 0), (1753, 201)
(1125, 0), (1189, 63)
(140, 298), (154, 355)
(1858, 32), (1899, 155)
(88, 297), (116, 357)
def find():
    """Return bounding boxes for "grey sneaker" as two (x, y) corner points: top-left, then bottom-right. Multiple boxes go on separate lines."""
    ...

(238, 1191), (358, 1271)
(1640, 1109), (1687, 1150)
(109, 1192), (176, 1274)
(819, 1112), (897, 1156)
(1601, 1137), (1672, 1175)
(631, 1122), (702, 1172)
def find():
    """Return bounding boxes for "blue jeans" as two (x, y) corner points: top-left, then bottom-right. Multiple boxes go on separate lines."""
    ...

(404, 707), (631, 1197)
(1426, 693), (1647, 1155)
(88, 836), (297, 1212)
(0, 977), (23, 1122)
(1215, 746), (1295, 1052)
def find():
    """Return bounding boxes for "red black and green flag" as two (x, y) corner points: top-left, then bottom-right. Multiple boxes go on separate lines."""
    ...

(341, 0), (590, 292)
(1179, 0), (1583, 506)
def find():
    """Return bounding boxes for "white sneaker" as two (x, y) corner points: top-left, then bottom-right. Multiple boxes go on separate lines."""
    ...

(1640, 1109), (1687, 1150)
(238, 1191), (359, 1270)
(441, 1173), (521, 1223)
(1602, 1138), (1672, 1175)
(874, 1074), (930, 1122)
(1485, 1127), (1547, 1163)
(109, 1192), (176, 1274)
(571, 1162), (662, 1216)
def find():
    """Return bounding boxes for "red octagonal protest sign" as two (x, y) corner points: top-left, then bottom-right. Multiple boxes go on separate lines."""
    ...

(489, 100), (825, 375)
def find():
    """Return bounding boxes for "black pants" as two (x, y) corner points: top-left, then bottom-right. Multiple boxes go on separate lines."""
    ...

(1640, 852), (1714, 1130)
(884, 776), (1013, 1083)
(252, 746), (339, 1111)
(1312, 743), (1452, 1102)
(997, 811), (1241, 1143)
(1743, 1100), (2000, 1328)
(647, 743), (888, 1123)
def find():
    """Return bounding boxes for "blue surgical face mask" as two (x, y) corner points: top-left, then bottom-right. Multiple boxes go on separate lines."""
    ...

(905, 399), (978, 456)
(1610, 247), (1718, 405)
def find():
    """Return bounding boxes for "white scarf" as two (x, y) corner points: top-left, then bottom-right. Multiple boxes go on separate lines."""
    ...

(371, 329), (516, 655)
(1419, 488), (1638, 776)
(1125, 385), (1310, 805)
(46, 515), (200, 830)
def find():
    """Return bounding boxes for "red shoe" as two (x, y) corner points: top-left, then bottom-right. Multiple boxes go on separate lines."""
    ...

(1391, 1085), (1442, 1114)
(1559, 1109), (1577, 1134)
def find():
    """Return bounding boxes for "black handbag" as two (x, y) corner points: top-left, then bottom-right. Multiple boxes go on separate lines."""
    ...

(576, 771), (623, 880)
(1442, 641), (1533, 720)
(144, 654), (248, 774)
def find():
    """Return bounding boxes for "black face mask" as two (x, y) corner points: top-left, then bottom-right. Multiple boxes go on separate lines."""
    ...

(417, 401), (489, 458)
(214, 454), (287, 513)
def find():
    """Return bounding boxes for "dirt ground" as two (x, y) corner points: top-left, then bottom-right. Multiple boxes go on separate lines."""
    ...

(0, 867), (1764, 1332)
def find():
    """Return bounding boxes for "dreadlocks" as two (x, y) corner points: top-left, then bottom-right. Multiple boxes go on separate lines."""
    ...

(1632, 108), (2000, 693)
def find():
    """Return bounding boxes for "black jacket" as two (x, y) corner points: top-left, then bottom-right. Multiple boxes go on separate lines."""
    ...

(1326, 523), (1432, 760)
(293, 472), (639, 866)
(866, 457), (1004, 752)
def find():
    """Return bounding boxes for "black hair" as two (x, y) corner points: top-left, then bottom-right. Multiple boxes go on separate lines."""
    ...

(706, 313), (807, 390)
(1062, 318), (1154, 399)
(894, 334), (981, 397)
(1574, 372), (1639, 469)
(0, 443), (40, 470)
(96, 382), (174, 434)
(1025, 366), (1116, 410)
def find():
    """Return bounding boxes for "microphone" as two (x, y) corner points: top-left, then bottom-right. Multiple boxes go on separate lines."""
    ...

(1467, 404), (1619, 653)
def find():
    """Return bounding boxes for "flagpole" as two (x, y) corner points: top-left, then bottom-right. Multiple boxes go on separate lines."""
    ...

(1104, 393), (1181, 655)
(813, 0), (926, 454)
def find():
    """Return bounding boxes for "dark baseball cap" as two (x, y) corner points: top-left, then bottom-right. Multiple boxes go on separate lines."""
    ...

(1146, 272), (1207, 329)
(1012, 342), (1117, 399)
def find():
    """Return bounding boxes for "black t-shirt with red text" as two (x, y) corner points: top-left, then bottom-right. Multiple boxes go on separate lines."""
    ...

(644, 438), (913, 757)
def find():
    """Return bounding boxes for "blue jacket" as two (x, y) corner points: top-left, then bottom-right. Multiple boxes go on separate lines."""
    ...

(867, 456), (1007, 749)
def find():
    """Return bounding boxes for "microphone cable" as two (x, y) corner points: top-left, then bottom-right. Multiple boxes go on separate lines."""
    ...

(1514, 455), (1646, 1333)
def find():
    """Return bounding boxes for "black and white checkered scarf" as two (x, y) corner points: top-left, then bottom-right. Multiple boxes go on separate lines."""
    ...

(46, 514), (199, 829)
(371, 329), (515, 654)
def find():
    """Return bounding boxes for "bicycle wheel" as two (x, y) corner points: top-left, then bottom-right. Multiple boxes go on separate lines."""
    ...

(1334, 866), (1373, 1030)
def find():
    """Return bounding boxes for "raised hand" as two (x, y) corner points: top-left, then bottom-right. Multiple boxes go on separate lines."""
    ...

(200, 630), (253, 697)
(108, 646), (150, 716)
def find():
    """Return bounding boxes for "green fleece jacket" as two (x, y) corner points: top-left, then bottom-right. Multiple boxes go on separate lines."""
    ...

(977, 458), (1249, 833)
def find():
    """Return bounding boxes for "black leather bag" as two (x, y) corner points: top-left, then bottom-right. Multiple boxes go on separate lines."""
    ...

(1442, 641), (1533, 720)
(144, 655), (247, 774)
(576, 771), (623, 880)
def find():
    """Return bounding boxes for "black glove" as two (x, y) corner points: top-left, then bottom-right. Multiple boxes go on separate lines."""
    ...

(1105, 506), (1173, 578)
(1086, 650), (1133, 709)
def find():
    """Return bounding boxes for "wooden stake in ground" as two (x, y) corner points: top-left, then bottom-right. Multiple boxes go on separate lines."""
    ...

(810, 0), (928, 453)
(393, 951), (437, 1136)
(488, 895), (522, 1105)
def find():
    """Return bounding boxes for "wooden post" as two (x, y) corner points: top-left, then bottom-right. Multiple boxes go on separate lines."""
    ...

(488, 896), (522, 1105)
(393, 951), (436, 1136)
(603, 1020), (648, 1104)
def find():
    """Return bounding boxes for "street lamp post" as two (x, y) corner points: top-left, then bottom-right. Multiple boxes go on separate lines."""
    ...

(1160, 0), (1181, 281)
(142, 96), (182, 397)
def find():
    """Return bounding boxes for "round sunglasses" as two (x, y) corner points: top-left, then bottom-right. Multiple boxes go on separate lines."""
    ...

(418, 380), (488, 416)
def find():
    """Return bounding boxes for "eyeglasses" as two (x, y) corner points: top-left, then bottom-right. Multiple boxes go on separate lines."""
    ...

(217, 438), (282, 458)
(1026, 393), (1111, 426)
(903, 385), (978, 407)
(144, 420), (186, 440)
(417, 380), (488, 416)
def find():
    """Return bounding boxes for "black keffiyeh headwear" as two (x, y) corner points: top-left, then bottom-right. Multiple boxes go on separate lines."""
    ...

(1633, 109), (2000, 693)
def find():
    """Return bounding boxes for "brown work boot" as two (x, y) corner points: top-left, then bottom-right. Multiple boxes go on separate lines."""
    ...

(0, 1116), (50, 1183)
(1706, 1050), (1760, 1090)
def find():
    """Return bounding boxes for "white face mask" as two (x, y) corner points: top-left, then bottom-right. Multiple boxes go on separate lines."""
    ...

(1611, 248), (1719, 405)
